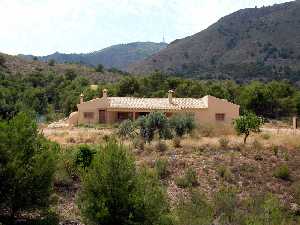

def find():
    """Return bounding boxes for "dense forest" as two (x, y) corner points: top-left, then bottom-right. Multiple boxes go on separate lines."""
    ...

(1, 68), (300, 121)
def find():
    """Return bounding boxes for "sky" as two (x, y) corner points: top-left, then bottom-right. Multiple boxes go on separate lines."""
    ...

(0, 0), (292, 56)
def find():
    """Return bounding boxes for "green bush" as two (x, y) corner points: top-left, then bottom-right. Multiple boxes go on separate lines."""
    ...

(176, 168), (198, 188)
(95, 64), (104, 72)
(155, 159), (169, 179)
(0, 55), (6, 67)
(75, 145), (95, 170)
(138, 112), (172, 143)
(261, 132), (271, 140)
(271, 145), (279, 157)
(117, 119), (136, 140)
(243, 194), (289, 225)
(273, 164), (290, 180)
(48, 59), (55, 66)
(218, 137), (229, 148)
(78, 141), (170, 225)
(217, 165), (232, 181)
(0, 112), (56, 220)
(176, 190), (213, 225)
(213, 187), (238, 224)
(169, 114), (196, 137)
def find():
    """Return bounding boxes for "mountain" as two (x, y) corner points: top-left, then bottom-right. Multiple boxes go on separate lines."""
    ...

(19, 42), (167, 71)
(128, 1), (300, 82)
(0, 53), (121, 83)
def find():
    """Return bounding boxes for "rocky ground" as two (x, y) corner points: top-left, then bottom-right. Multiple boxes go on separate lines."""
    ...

(42, 123), (300, 224)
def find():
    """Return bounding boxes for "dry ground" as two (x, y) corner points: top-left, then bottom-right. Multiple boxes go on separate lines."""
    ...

(42, 124), (300, 223)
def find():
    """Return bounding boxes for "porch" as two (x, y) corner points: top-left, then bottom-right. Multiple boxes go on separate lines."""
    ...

(99, 110), (173, 124)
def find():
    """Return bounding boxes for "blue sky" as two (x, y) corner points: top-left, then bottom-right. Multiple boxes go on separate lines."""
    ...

(0, 0), (291, 56)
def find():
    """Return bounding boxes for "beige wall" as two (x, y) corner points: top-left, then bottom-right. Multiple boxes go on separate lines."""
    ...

(70, 95), (239, 126)
(193, 96), (239, 125)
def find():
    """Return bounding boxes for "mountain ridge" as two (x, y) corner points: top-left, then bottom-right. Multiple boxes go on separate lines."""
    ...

(128, 1), (300, 82)
(19, 42), (167, 71)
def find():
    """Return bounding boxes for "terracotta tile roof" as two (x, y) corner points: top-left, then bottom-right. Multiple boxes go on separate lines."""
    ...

(106, 97), (208, 110)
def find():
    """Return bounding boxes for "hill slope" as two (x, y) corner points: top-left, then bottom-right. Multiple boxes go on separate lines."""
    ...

(20, 42), (167, 71)
(0, 53), (121, 83)
(128, 1), (300, 82)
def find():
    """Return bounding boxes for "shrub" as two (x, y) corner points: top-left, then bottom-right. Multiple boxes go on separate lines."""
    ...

(217, 165), (232, 181)
(0, 113), (56, 220)
(155, 140), (168, 152)
(155, 159), (169, 179)
(176, 168), (198, 188)
(117, 119), (136, 140)
(75, 145), (95, 170)
(138, 112), (172, 143)
(243, 194), (289, 225)
(213, 187), (238, 224)
(252, 139), (263, 151)
(219, 137), (229, 148)
(198, 124), (214, 137)
(48, 59), (55, 66)
(0, 55), (6, 67)
(234, 112), (264, 143)
(273, 164), (290, 180)
(261, 132), (271, 140)
(271, 145), (279, 157)
(78, 141), (170, 225)
(95, 64), (104, 72)
(169, 114), (196, 137)
(176, 190), (214, 225)
(173, 136), (181, 148)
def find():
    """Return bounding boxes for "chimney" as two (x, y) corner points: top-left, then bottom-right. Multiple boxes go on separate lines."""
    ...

(102, 89), (108, 98)
(168, 90), (174, 104)
(80, 93), (84, 104)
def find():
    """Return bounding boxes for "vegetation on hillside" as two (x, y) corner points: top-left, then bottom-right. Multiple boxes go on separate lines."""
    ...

(20, 42), (168, 71)
(2, 71), (300, 121)
(1, 113), (300, 224)
(128, 1), (300, 82)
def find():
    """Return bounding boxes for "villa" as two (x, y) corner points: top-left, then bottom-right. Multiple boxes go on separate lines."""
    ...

(68, 89), (240, 126)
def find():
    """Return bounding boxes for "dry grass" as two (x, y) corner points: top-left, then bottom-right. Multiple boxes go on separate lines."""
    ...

(42, 124), (300, 221)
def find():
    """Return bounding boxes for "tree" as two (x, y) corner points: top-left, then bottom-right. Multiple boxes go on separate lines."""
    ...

(0, 112), (56, 220)
(75, 145), (95, 170)
(234, 112), (264, 143)
(117, 76), (140, 96)
(0, 55), (6, 67)
(78, 141), (169, 225)
(48, 59), (55, 66)
(95, 64), (104, 73)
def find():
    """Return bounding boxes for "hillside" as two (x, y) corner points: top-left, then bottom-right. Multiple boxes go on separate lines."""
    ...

(128, 1), (300, 82)
(20, 42), (167, 71)
(0, 52), (121, 83)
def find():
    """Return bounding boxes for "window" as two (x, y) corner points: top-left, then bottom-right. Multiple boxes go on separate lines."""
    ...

(84, 112), (94, 119)
(215, 113), (225, 121)
(117, 112), (133, 121)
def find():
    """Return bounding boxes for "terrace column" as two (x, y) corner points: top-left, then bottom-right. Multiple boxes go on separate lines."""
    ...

(133, 112), (136, 121)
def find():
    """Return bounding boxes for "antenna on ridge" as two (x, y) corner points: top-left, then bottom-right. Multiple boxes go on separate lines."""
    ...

(162, 32), (166, 43)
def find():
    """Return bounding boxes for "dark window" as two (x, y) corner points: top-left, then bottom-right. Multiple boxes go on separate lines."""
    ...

(117, 112), (133, 121)
(215, 113), (225, 121)
(84, 112), (94, 119)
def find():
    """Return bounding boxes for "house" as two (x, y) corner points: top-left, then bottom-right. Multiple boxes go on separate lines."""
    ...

(68, 89), (240, 126)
